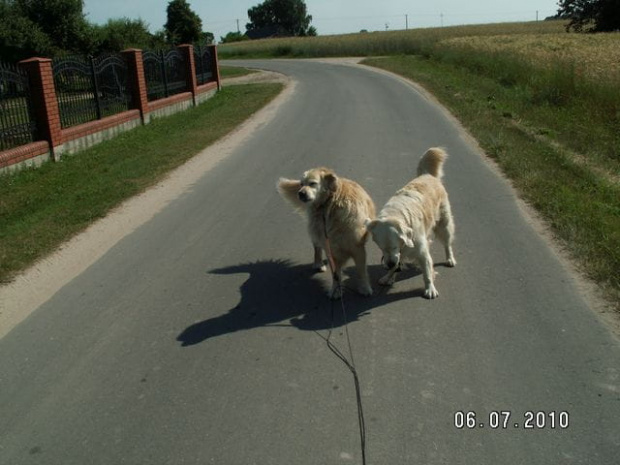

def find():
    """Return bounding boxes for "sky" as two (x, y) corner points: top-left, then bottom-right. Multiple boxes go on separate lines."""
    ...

(82, 0), (561, 42)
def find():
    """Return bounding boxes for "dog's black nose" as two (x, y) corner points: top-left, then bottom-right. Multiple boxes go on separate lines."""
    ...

(386, 259), (398, 269)
(298, 191), (308, 202)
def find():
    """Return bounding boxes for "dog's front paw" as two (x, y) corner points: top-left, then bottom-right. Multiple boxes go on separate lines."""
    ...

(313, 262), (327, 273)
(357, 282), (373, 296)
(446, 258), (456, 267)
(378, 274), (395, 286)
(424, 285), (439, 299)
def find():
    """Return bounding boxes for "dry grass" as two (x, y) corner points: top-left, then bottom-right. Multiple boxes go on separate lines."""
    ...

(441, 32), (620, 84)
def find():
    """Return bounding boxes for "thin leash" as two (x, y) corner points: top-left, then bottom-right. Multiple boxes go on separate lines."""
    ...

(322, 211), (367, 465)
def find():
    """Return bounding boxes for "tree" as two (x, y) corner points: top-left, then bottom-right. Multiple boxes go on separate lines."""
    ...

(1, 0), (92, 60)
(164, 0), (202, 44)
(150, 30), (169, 49)
(16, 0), (90, 52)
(97, 18), (154, 53)
(0, 1), (53, 62)
(557, 0), (620, 32)
(246, 0), (316, 37)
(199, 32), (215, 45)
(220, 32), (249, 44)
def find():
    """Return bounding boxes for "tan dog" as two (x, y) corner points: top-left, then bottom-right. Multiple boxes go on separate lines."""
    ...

(277, 168), (376, 299)
(366, 148), (456, 299)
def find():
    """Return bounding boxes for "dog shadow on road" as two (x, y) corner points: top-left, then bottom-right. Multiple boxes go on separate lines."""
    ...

(177, 259), (428, 347)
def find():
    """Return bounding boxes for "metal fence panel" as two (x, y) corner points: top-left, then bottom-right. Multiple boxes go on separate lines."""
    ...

(0, 61), (37, 151)
(53, 54), (130, 129)
(143, 49), (187, 102)
(142, 51), (165, 101)
(194, 45), (214, 86)
(92, 54), (131, 118)
(53, 56), (98, 128)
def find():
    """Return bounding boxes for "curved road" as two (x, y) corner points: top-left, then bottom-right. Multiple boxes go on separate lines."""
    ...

(1, 60), (619, 464)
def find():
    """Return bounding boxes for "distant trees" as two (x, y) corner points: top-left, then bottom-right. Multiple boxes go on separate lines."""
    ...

(164, 0), (202, 45)
(200, 32), (215, 45)
(0, 0), (212, 62)
(0, 0), (91, 61)
(557, 0), (620, 32)
(94, 18), (163, 54)
(0, 0), (54, 62)
(220, 32), (250, 44)
(15, 0), (90, 52)
(246, 0), (317, 37)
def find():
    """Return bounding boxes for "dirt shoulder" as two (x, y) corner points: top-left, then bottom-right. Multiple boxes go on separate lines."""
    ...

(222, 69), (289, 86)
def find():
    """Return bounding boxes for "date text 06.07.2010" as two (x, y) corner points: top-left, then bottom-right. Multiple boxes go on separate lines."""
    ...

(454, 411), (569, 430)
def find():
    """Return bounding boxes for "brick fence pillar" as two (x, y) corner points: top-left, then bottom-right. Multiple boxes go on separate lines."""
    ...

(18, 57), (63, 160)
(177, 44), (198, 106)
(209, 45), (221, 90)
(122, 48), (150, 124)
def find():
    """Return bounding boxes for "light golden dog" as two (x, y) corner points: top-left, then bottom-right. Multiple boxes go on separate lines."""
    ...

(277, 168), (376, 299)
(366, 148), (456, 299)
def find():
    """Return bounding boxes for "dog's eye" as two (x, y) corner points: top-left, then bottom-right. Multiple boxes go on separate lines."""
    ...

(309, 182), (318, 188)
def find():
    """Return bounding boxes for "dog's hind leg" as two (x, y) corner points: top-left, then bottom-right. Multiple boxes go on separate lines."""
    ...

(313, 246), (327, 272)
(352, 246), (373, 296)
(435, 202), (456, 267)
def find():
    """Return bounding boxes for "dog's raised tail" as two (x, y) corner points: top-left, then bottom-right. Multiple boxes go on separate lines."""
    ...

(417, 147), (448, 178)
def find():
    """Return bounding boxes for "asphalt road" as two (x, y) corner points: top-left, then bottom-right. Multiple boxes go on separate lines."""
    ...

(1, 59), (619, 464)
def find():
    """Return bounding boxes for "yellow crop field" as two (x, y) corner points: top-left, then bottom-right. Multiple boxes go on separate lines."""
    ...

(219, 21), (568, 58)
(440, 33), (620, 83)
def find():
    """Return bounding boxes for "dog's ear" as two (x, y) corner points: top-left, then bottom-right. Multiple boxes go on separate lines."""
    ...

(277, 178), (304, 210)
(399, 227), (415, 248)
(324, 173), (338, 193)
(277, 178), (301, 194)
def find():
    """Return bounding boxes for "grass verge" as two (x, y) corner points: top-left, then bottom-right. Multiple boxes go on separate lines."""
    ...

(219, 65), (257, 79)
(0, 83), (283, 283)
(364, 56), (619, 309)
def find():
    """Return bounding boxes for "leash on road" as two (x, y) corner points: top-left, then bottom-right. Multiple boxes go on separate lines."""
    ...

(323, 214), (367, 465)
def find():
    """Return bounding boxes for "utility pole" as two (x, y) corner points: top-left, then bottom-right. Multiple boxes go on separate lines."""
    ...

(536, 10), (539, 21)
(405, 14), (408, 30)
(440, 12), (444, 27)
(236, 19), (240, 33)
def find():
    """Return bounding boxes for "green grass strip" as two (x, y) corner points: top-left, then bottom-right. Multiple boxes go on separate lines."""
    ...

(0, 83), (283, 283)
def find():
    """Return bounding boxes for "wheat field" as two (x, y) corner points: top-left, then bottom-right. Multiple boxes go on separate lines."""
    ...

(441, 32), (620, 84)
(219, 21), (568, 58)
